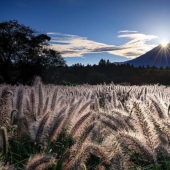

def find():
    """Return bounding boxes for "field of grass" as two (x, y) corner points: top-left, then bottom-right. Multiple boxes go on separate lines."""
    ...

(1, 78), (170, 169)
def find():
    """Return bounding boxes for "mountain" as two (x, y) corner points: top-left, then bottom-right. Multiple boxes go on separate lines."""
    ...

(126, 44), (170, 68)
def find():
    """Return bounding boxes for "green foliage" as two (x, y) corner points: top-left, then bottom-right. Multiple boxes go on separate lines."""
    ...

(0, 132), (73, 170)
(86, 154), (102, 169)
(129, 152), (170, 170)
(48, 133), (73, 170)
(5, 138), (35, 169)
(129, 152), (150, 168)
(0, 127), (8, 156)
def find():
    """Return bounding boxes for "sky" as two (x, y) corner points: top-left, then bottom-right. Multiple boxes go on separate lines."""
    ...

(1, 0), (170, 66)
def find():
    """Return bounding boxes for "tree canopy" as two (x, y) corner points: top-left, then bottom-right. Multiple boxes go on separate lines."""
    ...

(0, 20), (66, 84)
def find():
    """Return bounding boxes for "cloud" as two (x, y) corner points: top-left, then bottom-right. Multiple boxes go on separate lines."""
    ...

(115, 32), (158, 57)
(118, 33), (158, 44)
(118, 30), (138, 33)
(47, 32), (57, 35)
(48, 30), (158, 59)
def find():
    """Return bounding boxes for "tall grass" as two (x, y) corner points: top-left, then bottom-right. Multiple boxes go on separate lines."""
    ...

(0, 80), (170, 169)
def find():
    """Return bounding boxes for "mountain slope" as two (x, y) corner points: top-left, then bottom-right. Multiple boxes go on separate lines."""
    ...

(126, 44), (170, 68)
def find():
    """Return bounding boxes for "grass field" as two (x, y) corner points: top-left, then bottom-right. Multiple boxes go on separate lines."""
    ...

(1, 78), (170, 169)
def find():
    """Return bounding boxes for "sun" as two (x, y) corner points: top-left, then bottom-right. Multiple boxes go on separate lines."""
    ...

(161, 39), (168, 47)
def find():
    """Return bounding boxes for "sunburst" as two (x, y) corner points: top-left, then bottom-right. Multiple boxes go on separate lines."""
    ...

(161, 39), (168, 48)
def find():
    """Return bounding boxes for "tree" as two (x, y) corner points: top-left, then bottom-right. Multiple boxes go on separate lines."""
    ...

(98, 59), (107, 66)
(0, 20), (66, 84)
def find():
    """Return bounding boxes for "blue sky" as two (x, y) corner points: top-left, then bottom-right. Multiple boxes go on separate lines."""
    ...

(1, 0), (170, 65)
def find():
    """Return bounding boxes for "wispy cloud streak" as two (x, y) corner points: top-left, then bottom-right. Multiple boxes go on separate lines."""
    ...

(118, 30), (138, 33)
(47, 31), (158, 59)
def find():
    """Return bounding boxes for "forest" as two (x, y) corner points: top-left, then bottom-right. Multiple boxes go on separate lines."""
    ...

(58, 60), (170, 86)
(1, 58), (170, 86)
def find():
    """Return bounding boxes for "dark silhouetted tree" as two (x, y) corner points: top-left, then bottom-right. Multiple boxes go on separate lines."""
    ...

(0, 20), (66, 84)
(98, 59), (107, 66)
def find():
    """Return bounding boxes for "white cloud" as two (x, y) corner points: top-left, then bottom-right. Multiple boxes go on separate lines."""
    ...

(48, 31), (158, 59)
(114, 33), (158, 58)
(118, 30), (138, 33)
(47, 32), (57, 35)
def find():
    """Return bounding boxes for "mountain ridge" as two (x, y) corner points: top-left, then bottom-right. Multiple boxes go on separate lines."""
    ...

(125, 44), (170, 68)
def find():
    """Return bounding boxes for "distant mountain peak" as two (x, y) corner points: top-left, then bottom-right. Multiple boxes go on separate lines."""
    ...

(126, 43), (170, 68)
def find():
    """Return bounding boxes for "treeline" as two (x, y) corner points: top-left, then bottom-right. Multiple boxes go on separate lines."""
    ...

(57, 59), (170, 85)
(1, 58), (170, 85)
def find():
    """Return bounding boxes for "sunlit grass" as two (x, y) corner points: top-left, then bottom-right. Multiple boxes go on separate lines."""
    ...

(1, 80), (170, 169)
